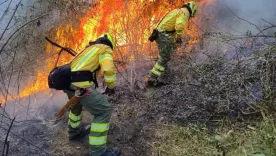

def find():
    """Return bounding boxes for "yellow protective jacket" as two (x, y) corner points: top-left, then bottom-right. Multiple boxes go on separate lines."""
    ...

(69, 44), (116, 89)
(157, 7), (190, 35)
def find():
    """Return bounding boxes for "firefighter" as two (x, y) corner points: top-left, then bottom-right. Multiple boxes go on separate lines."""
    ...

(63, 33), (120, 156)
(147, 1), (199, 86)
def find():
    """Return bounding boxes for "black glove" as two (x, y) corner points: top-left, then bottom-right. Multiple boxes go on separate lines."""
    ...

(102, 87), (115, 95)
(176, 38), (182, 45)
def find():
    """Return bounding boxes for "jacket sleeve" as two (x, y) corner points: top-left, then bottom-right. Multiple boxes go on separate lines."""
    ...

(99, 48), (116, 89)
(175, 9), (189, 35)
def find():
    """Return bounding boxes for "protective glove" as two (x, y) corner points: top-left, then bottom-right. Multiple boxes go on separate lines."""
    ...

(75, 88), (86, 97)
(75, 88), (92, 97)
(102, 87), (115, 95)
(176, 37), (182, 45)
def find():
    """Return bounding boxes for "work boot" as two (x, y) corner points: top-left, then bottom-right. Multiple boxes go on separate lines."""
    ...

(147, 79), (158, 87)
(145, 75), (158, 87)
(101, 147), (121, 156)
(68, 125), (91, 141)
(147, 79), (167, 87)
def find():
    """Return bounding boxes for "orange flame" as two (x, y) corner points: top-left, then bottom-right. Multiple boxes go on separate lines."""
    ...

(19, 0), (215, 98)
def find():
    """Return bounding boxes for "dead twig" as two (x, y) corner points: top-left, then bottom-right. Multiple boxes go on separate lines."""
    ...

(2, 117), (16, 156)
(0, 13), (49, 55)
(45, 37), (77, 56)
(0, 0), (23, 40)
(224, 5), (264, 36)
(154, 89), (173, 99)
(0, 0), (8, 6)
(0, 125), (51, 155)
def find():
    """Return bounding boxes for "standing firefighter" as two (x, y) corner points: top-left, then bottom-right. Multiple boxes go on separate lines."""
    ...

(48, 34), (120, 156)
(148, 1), (199, 86)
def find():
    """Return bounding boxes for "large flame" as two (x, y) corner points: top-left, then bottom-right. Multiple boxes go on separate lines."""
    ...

(18, 0), (215, 98)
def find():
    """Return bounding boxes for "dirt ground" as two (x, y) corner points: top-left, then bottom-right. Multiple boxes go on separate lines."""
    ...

(49, 57), (203, 156)
(1, 44), (273, 155)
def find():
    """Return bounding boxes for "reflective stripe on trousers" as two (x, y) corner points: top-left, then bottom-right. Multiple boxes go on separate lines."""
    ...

(151, 62), (165, 77)
(68, 111), (82, 128)
(89, 122), (109, 146)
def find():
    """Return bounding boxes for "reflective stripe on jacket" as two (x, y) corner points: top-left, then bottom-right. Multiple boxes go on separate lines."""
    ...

(70, 44), (116, 89)
(157, 7), (190, 35)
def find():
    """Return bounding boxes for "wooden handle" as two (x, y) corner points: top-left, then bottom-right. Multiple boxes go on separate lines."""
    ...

(55, 96), (79, 120)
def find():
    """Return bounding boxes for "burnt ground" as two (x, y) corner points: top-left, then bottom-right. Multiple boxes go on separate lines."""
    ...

(49, 44), (274, 156)
(45, 57), (197, 156)
(49, 55), (217, 156)
(0, 119), (51, 156)
(1, 44), (274, 156)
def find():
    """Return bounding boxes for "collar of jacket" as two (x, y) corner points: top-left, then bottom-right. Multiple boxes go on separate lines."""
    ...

(88, 37), (114, 50)
(182, 4), (192, 18)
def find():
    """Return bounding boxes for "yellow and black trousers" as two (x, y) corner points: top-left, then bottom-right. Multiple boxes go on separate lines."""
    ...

(64, 87), (111, 156)
(149, 32), (176, 81)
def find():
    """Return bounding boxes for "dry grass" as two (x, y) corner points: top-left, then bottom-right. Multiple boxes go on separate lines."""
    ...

(47, 44), (276, 156)
(152, 117), (276, 156)
(136, 42), (276, 156)
(163, 44), (276, 120)
(50, 110), (92, 156)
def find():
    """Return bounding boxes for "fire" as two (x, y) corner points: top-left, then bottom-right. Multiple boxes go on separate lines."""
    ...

(18, 0), (215, 98)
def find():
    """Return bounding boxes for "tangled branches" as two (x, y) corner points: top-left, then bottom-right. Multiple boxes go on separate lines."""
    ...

(183, 45), (276, 119)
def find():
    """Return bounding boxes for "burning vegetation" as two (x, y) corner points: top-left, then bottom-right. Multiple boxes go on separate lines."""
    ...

(18, 0), (215, 98)
(0, 0), (276, 156)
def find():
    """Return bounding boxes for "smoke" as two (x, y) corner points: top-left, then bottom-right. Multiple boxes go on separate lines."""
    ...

(3, 91), (67, 120)
(214, 0), (276, 35)
(192, 0), (276, 61)
(219, 0), (276, 21)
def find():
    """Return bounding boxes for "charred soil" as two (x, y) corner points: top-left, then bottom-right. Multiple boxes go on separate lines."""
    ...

(51, 44), (276, 155)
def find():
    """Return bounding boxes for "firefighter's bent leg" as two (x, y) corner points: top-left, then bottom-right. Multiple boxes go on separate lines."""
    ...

(79, 87), (112, 156)
(149, 32), (174, 81)
(64, 90), (83, 139)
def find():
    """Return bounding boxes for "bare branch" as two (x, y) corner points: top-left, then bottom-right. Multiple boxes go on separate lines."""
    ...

(45, 37), (77, 56)
(0, 13), (49, 55)
(0, 0), (12, 22)
(0, 0), (8, 6)
(0, 0), (23, 40)
(261, 18), (276, 27)
(0, 125), (52, 155)
(224, 5), (264, 35)
(2, 117), (15, 156)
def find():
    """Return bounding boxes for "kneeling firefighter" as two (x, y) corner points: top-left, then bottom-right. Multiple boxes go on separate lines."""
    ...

(148, 1), (199, 86)
(48, 33), (120, 156)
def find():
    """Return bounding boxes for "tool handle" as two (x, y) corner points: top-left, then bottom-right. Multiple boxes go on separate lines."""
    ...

(55, 96), (79, 120)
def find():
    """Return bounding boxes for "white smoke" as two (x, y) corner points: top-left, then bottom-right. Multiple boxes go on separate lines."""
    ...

(215, 0), (276, 35)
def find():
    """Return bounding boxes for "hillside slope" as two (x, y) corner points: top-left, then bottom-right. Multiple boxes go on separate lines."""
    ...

(51, 44), (276, 156)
